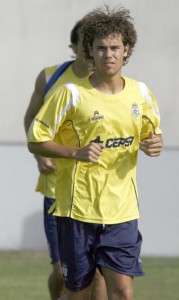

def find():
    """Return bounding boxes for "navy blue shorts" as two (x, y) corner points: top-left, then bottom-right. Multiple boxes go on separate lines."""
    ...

(58, 218), (144, 291)
(43, 197), (60, 264)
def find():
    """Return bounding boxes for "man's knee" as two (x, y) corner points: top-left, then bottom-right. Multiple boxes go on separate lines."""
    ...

(119, 286), (133, 300)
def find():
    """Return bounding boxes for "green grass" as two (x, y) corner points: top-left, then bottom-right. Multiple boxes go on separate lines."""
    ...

(134, 257), (179, 300)
(0, 251), (179, 300)
(0, 251), (50, 300)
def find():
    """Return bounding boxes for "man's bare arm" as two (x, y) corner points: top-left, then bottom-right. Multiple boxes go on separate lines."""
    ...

(24, 70), (46, 132)
(24, 70), (56, 173)
(28, 141), (105, 163)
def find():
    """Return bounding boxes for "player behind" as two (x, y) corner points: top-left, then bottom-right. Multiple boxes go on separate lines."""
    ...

(24, 20), (107, 300)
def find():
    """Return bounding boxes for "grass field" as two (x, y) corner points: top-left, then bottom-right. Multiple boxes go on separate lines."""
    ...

(0, 251), (179, 300)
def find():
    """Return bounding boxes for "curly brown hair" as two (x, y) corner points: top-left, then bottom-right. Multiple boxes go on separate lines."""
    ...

(82, 6), (137, 65)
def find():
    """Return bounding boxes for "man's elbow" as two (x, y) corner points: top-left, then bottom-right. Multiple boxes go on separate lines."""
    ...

(28, 142), (37, 154)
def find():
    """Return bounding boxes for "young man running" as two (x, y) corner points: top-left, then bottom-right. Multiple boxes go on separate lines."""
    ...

(27, 6), (163, 299)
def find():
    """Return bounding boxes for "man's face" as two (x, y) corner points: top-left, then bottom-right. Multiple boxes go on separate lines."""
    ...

(72, 29), (93, 69)
(90, 33), (128, 76)
(72, 29), (85, 60)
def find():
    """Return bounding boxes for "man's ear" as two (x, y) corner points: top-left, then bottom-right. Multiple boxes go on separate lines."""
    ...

(70, 43), (78, 55)
(89, 45), (93, 58)
(123, 44), (129, 57)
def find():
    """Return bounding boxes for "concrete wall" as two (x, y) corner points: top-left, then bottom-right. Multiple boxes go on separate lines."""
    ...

(1, 0), (178, 147)
(1, 0), (179, 255)
(1, 144), (178, 256)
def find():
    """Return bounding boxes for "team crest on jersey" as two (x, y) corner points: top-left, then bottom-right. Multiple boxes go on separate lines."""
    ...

(90, 111), (104, 122)
(131, 103), (139, 118)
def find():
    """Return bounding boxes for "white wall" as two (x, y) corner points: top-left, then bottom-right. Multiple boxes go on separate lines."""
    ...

(0, 144), (46, 250)
(137, 148), (179, 256)
(1, 0), (179, 146)
(0, 145), (178, 256)
(0, 0), (179, 255)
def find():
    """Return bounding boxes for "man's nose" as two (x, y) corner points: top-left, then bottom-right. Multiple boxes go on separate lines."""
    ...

(105, 48), (112, 57)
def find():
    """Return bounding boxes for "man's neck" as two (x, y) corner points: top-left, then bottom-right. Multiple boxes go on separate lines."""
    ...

(72, 60), (91, 78)
(89, 72), (125, 94)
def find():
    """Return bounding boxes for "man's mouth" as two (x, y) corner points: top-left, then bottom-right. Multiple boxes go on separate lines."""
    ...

(104, 61), (114, 66)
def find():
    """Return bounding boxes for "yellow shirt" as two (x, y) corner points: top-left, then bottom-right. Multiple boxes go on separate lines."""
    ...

(35, 64), (83, 198)
(28, 76), (162, 224)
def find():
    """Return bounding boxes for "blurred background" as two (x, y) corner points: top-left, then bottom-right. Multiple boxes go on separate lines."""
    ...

(0, 0), (178, 256)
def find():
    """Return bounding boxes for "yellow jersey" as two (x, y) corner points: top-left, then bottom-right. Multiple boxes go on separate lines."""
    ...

(35, 63), (83, 198)
(28, 76), (162, 224)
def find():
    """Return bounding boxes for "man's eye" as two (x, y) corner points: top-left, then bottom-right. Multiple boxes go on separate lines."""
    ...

(112, 47), (120, 50)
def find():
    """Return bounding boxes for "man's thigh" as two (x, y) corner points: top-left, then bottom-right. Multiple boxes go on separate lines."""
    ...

(101, 266), (133, 300)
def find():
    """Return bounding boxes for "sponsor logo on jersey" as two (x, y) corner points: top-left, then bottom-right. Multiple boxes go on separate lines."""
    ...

(131, 103), (139, 118)
(90, 111), (104, 122)
(91, 135), (134, 148)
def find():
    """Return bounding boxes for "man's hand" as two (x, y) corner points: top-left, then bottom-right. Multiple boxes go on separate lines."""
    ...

(139, 131), (163, 157)
(75, 143), (105, 162)
(35, 156), (57, 174)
